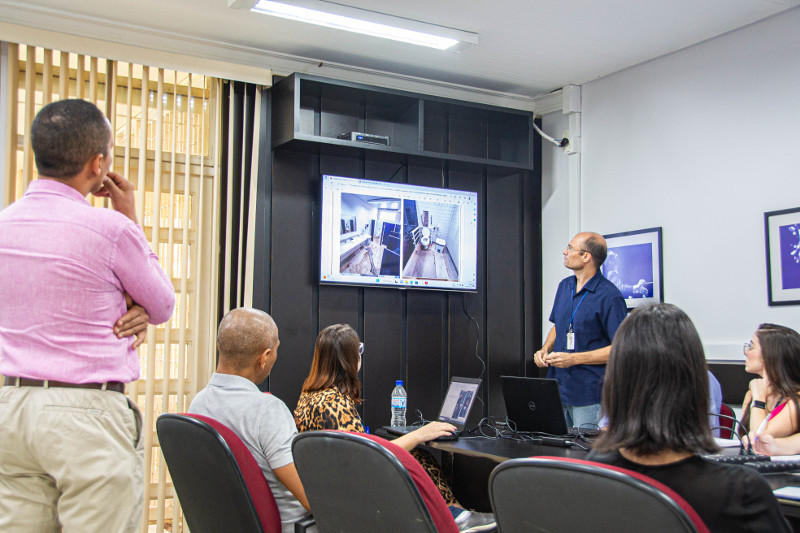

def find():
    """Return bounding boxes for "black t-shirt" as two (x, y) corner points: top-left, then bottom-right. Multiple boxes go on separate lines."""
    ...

(587, 450), (791, 533)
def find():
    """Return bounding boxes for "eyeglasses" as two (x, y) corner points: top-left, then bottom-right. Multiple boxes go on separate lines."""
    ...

(743, 340), (753, 355)
(566, 244), (587, 255)
(359, 342), (364, 355)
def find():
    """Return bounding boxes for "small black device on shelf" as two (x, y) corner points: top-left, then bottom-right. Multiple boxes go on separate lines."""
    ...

(337, 132), (390, 146)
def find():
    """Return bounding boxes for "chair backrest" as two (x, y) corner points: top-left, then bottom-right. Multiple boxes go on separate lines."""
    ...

(489, 456), (708, 533)
(156, 413), (281, 533)
(292, 430), (459, 533)
(718, 403), (736, 439)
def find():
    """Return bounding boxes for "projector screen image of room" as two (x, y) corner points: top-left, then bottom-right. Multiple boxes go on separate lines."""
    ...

(320, 175), (478, 292)
(401, 199), (460, 281)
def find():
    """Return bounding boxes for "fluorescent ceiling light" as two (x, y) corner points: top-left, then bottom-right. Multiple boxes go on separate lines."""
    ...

(248, 0), (475, 50)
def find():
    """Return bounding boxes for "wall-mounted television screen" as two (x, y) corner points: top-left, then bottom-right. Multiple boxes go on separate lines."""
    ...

(320, 175), (478, 291)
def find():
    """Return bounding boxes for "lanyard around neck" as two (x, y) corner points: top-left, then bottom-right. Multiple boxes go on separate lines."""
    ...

(570, 288), (588, 327)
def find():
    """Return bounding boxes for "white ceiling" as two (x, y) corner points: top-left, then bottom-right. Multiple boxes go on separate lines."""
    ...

(2, 0), (799, 105)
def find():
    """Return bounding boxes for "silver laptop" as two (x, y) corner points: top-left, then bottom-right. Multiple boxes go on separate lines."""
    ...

(385, 376), (481, 438)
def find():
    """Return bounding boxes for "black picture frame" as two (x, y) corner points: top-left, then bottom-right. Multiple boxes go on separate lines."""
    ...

(765, 207), (800, 306)
(601, 227), (664, 310)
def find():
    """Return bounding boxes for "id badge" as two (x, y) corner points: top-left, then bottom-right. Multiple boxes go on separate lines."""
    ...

(566, 330), (575, 351)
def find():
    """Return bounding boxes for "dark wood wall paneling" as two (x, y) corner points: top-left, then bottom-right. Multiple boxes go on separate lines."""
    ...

(258, 80), (542, 432)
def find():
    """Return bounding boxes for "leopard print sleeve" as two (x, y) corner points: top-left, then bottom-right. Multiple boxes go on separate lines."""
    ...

(294, 388), (365, 433)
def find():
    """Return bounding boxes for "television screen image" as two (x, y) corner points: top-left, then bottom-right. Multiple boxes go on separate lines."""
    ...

(320, 175), (478, 291)
(401, 199), (460, 282)
(338, 193), (403, 277)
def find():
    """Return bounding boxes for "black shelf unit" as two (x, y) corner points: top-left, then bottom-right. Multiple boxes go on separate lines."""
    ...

(262, 74), (541, 431)
(272, 73), (534, 171)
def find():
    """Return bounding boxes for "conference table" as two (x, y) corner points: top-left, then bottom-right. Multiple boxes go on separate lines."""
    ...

(421, 434), (800, 525)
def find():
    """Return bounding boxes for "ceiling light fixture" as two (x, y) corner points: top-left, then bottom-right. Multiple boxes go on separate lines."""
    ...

(237, 0), (477, 51)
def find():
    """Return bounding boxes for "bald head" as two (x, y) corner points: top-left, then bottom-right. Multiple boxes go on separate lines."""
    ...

(217, 308), (278, 369)
(577, 232), (608, 269)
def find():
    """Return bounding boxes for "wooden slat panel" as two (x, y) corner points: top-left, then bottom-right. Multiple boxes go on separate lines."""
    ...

(446, 168), (487, 426)
(406, 163), (448, 422)
(3, 42), (19, 207)
(22, 46), (35, 188)
(269, 149), (317, 410)
(42, 49), (53, 106)
(486, 170), (525, 417)
(363, 288), (404, 430)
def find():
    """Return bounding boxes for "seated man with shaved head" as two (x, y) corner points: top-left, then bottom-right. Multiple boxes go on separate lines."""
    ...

(189, 308), (314, 533)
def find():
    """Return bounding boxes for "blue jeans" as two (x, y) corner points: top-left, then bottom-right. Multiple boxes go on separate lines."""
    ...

(564, 403), (601, 429)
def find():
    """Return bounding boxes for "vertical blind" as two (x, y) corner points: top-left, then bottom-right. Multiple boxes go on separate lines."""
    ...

(218, 80), (265, 319)
(1, 42), (227, 532)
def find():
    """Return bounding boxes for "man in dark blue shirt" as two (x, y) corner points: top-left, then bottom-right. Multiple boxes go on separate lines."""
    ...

(533, 232), (627, 428)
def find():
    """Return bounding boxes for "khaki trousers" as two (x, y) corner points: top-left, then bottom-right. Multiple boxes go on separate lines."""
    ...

(0, 385), (144, 533)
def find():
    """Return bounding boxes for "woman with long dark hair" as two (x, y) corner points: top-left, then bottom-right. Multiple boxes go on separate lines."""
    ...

(740, 324), (782, 435)
(743, 323), (800, 439)
(588, 304), (789, 532)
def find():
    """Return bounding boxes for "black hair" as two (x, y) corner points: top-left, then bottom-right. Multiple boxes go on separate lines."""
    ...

(31, 99), (111, 178)
(593, 303), (719, 456)
(757, 323), (800, 430)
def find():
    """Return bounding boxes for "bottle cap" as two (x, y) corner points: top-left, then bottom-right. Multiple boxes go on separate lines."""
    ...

(396, 380), (403, 386)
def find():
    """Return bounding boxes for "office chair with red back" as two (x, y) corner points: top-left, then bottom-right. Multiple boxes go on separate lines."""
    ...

(718, 403), (736, 439)
(489, 456), (708, 533)
(292, 430), (461, 533)
(157, 413), (311, 533)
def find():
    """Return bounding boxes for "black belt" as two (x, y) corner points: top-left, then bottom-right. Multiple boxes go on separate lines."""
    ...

(3, 377), (125, 394)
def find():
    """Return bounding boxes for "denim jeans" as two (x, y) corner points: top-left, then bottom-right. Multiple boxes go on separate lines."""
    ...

(564, 403), (601, 429)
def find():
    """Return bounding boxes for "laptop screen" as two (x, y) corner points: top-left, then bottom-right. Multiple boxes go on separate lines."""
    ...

(500, 376), (569, 435)
(437, 377), (481, 428)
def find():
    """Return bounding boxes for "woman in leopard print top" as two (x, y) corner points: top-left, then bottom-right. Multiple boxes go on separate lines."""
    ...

(293, 323), (459, 505)
(295, 387), (364, 433)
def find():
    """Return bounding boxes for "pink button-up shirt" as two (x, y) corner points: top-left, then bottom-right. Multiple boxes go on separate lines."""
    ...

(0, 179), (175, 383)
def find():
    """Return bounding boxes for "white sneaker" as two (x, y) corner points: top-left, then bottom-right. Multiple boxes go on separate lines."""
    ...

(455, 510), (497, 532)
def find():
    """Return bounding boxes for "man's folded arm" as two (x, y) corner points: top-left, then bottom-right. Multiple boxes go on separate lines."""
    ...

(113, 223), (176, 325)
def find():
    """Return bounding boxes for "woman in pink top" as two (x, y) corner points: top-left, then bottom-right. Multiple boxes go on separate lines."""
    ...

(744, 324), (800, 441)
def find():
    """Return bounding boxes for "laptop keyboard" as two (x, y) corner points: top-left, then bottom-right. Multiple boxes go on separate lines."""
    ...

(701, 453), (800, 473)
(744, 460), (800, 474)
(701, 454), (769, 464)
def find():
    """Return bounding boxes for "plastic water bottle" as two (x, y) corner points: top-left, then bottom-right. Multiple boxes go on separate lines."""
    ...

(390, 380), (407, 426)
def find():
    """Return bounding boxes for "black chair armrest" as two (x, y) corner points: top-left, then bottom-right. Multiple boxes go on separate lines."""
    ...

(294, 515), (316, 532)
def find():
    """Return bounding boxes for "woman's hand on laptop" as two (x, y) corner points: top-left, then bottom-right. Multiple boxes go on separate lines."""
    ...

(415, 422), (458, 443)
(394, 422), (457, 450)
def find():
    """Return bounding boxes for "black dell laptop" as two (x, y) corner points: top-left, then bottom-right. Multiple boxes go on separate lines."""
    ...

(500, 376), (601, 438)
(501, 376), (569, 434)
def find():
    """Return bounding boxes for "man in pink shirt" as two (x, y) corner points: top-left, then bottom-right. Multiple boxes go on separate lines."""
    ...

(0, 99), (175, 532)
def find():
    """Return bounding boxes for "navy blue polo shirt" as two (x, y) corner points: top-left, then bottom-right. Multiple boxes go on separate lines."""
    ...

(546, 270), (627, 406)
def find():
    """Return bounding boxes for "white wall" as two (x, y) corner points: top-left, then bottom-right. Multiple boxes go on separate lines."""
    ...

(541, 9), (800, 361)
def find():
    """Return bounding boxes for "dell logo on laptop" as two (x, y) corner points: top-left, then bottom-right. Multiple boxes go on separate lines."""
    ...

(528, 401), (536, 411)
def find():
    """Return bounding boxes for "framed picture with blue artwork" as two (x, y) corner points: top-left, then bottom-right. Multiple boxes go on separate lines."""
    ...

(601, 227), (663, 310)
(765, 207), (800, 306)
